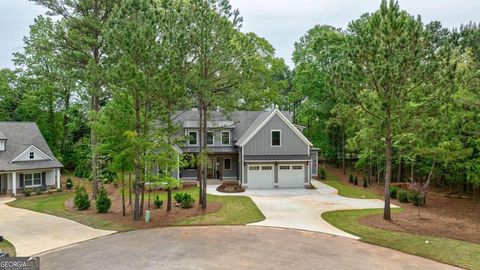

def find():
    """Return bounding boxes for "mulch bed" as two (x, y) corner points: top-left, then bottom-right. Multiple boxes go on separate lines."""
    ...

(216, 183), (245, 193)
(65, 184), (222, 229)
(325, 164), (480, 244)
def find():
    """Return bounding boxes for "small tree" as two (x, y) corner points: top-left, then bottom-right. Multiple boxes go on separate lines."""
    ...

(362, 177), (368, 188)
(319, 168), (327, 180)
(66, 178), (73, 190)
(74, 186), (90, 210)
(353, 176), (358, 186)
(160, 176), (181, 212)
(96, 185), (112, 213)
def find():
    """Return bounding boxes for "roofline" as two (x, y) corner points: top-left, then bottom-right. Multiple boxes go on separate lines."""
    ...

(235, 109), (313, 147)
(10, 145), (54, 163)
(0, 166), (63, 173)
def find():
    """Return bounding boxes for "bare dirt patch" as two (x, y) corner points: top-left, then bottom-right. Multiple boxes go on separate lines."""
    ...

(325, 165), (480, 244)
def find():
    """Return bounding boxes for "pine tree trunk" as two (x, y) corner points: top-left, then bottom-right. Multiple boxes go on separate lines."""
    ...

(128, 172), (132, 206)
(167, 188), (172, 212)
(133, 104), (141, 221)
(383, 120), (393, 221)
(140, 183), (145, 217)
(198, 104), (203, 204)
(201, 102), (207, 209)
(342, 127), (346, 175)
(397, 158), (402, 182)
(122, 170), (125, 217)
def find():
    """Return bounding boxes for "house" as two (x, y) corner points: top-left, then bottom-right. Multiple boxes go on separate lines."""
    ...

(0, 122), (63, 196)
(173, 109), (319, 188)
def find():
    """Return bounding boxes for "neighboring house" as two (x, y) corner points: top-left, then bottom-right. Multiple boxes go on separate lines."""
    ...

(0, 122), (63, 196)
(173, 109), (319, 189)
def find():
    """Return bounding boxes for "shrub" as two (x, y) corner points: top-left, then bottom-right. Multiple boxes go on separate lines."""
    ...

(154, 195), (163, 208)
(74, 186), (91, 210)
(348, 173), (354, 183)
(56, 188), (63, 192)
(180, 193), (195, 209)
(96, 185), (112, 213)
(35, 188), (42, 195)
(353, 176), (358, 185)
(66, 178), (73, 190)
(397, 190), (409, 203)
(23, 188), (32, 197)
(408, 190), (425, 206)
(389, 186), (398, 199)
(319, 168), (327, 180)
(362, 178), (368, 188)
(174, 192), (184, 203)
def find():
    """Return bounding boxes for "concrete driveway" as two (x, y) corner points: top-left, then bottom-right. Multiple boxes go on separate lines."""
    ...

(39, 226), (457, 270)
(0, 197), (115, 256)
(208, 180), (397, 239)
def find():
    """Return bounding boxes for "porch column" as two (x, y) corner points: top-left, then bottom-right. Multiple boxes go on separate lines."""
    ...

(56, 168), (61, 189)
(12, 171), (16, 196)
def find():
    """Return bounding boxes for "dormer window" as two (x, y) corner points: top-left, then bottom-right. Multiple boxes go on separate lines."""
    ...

(0, 140), (5, 151)
(187, 131), (198, 146)
(29, 152), (35, 159)
(207, 132), (214, 145)
(221, 131), (230, 145)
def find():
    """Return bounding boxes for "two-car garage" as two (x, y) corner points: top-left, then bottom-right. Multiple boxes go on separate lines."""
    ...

(246, 163), (306, 189)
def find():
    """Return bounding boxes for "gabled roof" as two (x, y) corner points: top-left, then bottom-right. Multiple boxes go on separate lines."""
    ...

(235, 109), (313, 147)
(0, 122), (63, 172)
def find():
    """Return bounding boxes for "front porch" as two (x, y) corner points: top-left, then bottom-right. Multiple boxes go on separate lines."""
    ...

(180, 153), (239, 183)
(0, 168), (61, 196)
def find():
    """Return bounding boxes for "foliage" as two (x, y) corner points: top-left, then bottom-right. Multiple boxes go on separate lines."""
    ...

(362, 178), (368, 188)
(353, 176), (358, 186)
(179, 193), (195, 209)
(65, 178), (73, 190)
(35, 188), (42, 195)
(153, 195), (163, 208)
(348, 173), (354, 183)
(73, 186), (91, 210)
(96, 185), (112, 213)
(389, 186), (398, 199)
(23, 188), (32, 197)
(174, 192), (185, 204)
(319, 168), (327, 180)
(407, 190), (425, 206)
(397, 190), (409, 203)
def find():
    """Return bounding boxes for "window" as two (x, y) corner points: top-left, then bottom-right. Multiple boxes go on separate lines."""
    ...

(292, 165), (303, 170)
(221, 131), (230, 145)
(29, 152), (35, 159)
(24, 173), (41, 187)
(187, 131), (198, 146)
(249, 166), (260, 170)
(207, 131), (214, 145)
(0, 140), (5, 151)
(261, 166), (273, 170)
(224, 158), (231, 170)
(271, 130), (281, 146)
(279, 165), (290, 170)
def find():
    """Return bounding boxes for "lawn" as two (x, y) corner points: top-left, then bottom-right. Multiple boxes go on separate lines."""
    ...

(321, 172), (379, 199)
(0, 239), (16, 257)
(323, 209), (480, 270)
(155, 187), (265, 225)
(7, 193), (132, 232)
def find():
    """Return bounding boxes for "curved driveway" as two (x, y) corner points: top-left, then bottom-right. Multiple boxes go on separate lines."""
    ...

(208, 180), (398, 238)
(39, 226), (457, 270)
(0, 197), (114, 256)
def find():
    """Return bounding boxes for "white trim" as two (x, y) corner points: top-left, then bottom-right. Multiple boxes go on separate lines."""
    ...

(23, 171), (42, 188)
(12, 171), (16, 195)
(10, 145), (53, 163)
(207, 131), (215, 146)
(235, 109), (313, 147)
(220, 131), (231, 146)
(186, 130), (199, 146)
(223, 158), (232, 170)
(270, 129), (281, 147)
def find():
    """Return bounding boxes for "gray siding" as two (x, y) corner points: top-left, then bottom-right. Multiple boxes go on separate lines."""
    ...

(243, 114), (309, 156)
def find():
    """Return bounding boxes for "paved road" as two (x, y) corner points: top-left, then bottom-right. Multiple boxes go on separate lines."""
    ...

(0, 197), (114, 256)
(40, 226), (457, 270)
(208, 180), (398, 238)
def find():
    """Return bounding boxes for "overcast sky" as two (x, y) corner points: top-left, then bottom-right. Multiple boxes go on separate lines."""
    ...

(1, 0), (480, 68)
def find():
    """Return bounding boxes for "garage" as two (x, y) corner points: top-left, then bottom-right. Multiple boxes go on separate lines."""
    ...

(278, 164), (305, 188)
(247, 164), (274, 188)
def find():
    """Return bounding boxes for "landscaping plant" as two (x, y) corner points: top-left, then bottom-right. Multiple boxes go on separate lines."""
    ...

(154, 195), (163, 208)
(389, 186), (398, 199)
(180, 193), (195, 209)
(174, 192), (184, 204)
(353, 176), (358, 186)
(96, 185), (112, 213)
(349, 173), (354, 183)
(397, 190), (409, 203)
(73, 186), (91, 210)
(319, 168), (327, 180)
(35, 188), (42, 195)
(407, 190), (425, 206)
(66, 178), (73, 190)
(23, 188), (32, 197)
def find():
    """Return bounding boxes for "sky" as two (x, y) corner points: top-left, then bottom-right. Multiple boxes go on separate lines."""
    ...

(1, 0), (480, 69)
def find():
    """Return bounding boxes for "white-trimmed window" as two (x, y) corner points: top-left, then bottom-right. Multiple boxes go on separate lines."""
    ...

(279, 165), (290, 170)
(224, 158), (231, 170)
(271, 130), (281, 147)
(24, 172), (41, 187)
(292, 165), (303, 170)
(29, 152), (35, 159)
(187, 131), (198, 146)
(221, 131), (230, 145)
(0, 140), (5, 151)
(207, 131), (214, 145)
(249, 166), (260, 170)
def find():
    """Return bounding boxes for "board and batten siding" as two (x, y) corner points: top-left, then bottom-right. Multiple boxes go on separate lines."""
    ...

(243, 114), (309, 156)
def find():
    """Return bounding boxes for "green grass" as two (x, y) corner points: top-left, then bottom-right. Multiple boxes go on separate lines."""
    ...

(323, 209), (480, 270)
(321, 172), (379, 199)
(0, 239), (16, 257)
(7, 193), (132, 232)
(152, 187), (265, 225)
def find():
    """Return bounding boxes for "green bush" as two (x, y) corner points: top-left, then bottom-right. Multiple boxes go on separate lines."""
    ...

(96, 185), (112, 213)
(397, 190), (409, 203)
(154, 195), (163, 208)
(362, 178), (368, 188)
(74, 186), (91, 210)
(23, 188), (32, 197)
(389, 186), (398, 199)
(66, 178), (73, 190)
(180, 193), (195, 209)
(353, 176), (358, 185)
(174, 192), (184, 203)
(319, 168), (327, 180)
(408, 190), (425, 206)
(35, 188), (42, 195)
(349, 173), (354, 183)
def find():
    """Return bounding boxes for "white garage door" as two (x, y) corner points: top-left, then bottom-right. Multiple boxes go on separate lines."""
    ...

(247, 165), (274, 189)
(278, 164), (305, 188)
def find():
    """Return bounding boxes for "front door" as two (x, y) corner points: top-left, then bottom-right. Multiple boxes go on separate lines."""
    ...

(207, 158), (217, 179)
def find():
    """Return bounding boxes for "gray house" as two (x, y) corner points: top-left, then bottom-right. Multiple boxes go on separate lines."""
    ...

(174, 109), (319, 188)
(0, 122), (63, 195)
